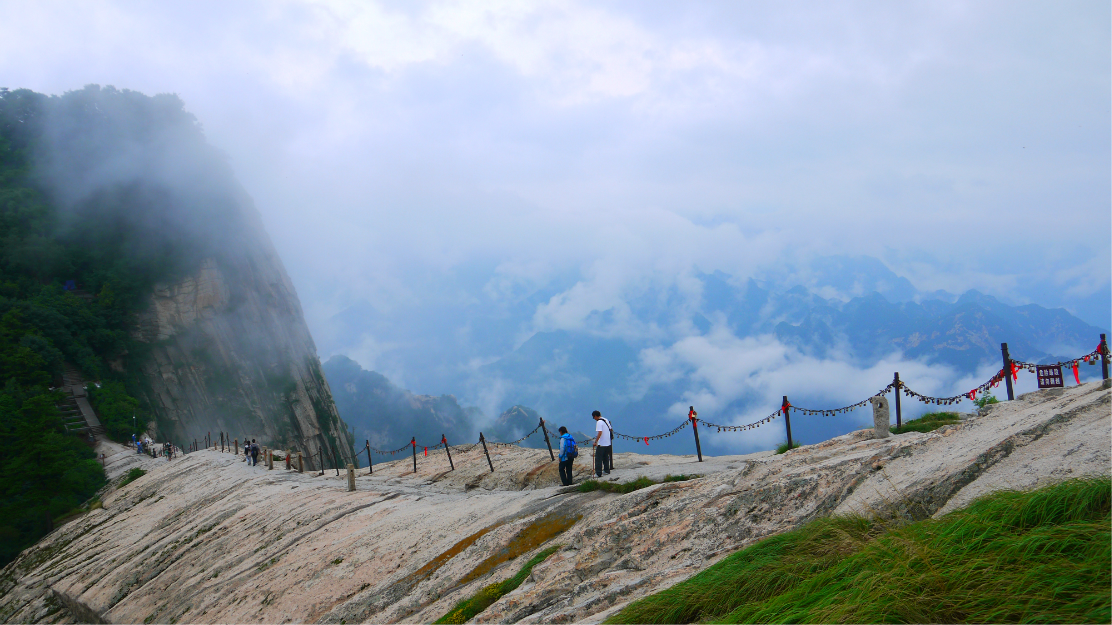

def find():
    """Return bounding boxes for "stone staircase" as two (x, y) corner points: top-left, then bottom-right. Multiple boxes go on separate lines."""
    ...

(58, 363), (107, 441)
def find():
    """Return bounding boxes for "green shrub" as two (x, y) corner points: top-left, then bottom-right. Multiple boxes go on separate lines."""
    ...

(775, 440), (801, 454)
(607, 477), (1111, 624)
(435, 545), (561, 624)
(892, 411), (962, 434)
(577, 474), (697, 494)
(120, 467), (146, 487)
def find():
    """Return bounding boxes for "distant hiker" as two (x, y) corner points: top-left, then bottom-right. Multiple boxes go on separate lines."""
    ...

(592, 410), (613, 477)
(558, 426), (577, 486)
(136, 439), (142, 454)
(250, 439), (260, 466)
(243, 440), (250, 462)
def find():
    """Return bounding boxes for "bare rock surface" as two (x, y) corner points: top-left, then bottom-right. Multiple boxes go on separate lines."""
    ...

(2, 383), (1108, 624)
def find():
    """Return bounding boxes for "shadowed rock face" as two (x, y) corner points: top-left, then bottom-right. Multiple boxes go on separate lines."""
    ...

(129, 190), (354, 467)
(0, 383), (1106, 624)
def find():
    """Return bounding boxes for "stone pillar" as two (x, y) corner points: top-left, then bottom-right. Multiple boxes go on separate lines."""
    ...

(347, 464), (356, 492)
(868, 397), (891, 438)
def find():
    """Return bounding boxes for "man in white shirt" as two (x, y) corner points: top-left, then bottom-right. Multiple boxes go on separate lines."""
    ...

(592, 410), (613, 477)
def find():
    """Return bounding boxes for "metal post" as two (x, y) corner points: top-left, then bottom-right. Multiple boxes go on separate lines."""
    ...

(298, 452), (303, 473)
(479, 432), (494, 473)
(688, 406), (703, 462)
(782, 396), (793, 449)
(286, 452), (291, 470)
(442, 434), (454, 471)
(411, 438), (417, 473)
(1001, 343), (1015, 401)
(893, 372), (902, 428)
(333, 444), (340, 476)
(234, 438), (238, 455)
(1101, 334), (1109, 381)
(540, 417), (555, 461)
(366, 440), (372, 474)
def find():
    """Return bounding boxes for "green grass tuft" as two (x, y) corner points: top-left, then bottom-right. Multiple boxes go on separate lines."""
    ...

(892, 411), (962, 434)
(606, 477), (1111, 624)
(774, 440), (801, 454)
(577, 474), (697, 494)
(435, 545), (562, 624)
(119, 468), (146, 487)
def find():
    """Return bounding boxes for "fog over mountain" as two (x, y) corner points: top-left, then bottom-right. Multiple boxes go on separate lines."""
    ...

(4, 2), (1107, 454)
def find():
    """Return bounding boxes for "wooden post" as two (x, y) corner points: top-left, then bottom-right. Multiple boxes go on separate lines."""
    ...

(347, 464), (356, 492)
(540, 417), (555, 461)
(893, 372), (902, 428)
(298, 452), (303, 473)
(1101, 334), (1109, 381)
(442, 435), (454, 471)
(479, 432), (494, 473)
(366, 440), (373, 474)
(234, 438), (238, 455)
(782, 396), (793, 449)
(1001, 343), (1015, 401)
(411, 438), (418, 473)
(688, 407), (703, 462)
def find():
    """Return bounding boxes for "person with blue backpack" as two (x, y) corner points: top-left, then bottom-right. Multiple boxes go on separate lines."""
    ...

(558, 426), (577, 486)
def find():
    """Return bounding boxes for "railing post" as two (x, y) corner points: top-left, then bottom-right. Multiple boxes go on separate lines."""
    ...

(366, 440), (372, 474)
(442, 434), (455, 470)
(688, 406), (703, 462)
(411, 438), (417, 473)
(540, 418), (555, 461)
(479, 432), (494, 473)
(234, 438), (238, 455)
(782, 396), (793, 449)
(347, 464), (356, 492)
(333, 444), (340, 476)
(298, 452), (304, 473)
(1101, 334), (1109, 381)
(1001, 343), (1015, 401)
(286, 451), (291, 470)
(893, 372), (902, 428)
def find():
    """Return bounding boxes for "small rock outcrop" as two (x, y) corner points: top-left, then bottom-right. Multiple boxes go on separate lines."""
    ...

(0, 383), (1107, 624)
(869, 396), (891, 438)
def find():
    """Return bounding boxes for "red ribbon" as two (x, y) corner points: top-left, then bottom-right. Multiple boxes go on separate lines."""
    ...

(644, 436), (649, 445)
(1073, 362), (1080, 385)
(968, 389), (976, 401)
(424, 447), (427, 456)
(1011, 362), (1019, 381)
(781, 400), (791, 415)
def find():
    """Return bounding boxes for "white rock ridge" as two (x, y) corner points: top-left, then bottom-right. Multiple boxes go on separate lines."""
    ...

(1, 383), (1107, 624)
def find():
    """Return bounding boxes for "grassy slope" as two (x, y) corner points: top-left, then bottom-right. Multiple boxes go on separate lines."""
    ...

(607, 477), (1110, 624)
(435, 545), (562, 624)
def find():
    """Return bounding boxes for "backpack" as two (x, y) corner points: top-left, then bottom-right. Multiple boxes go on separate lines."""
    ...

(565, 436), (578, 459)
(251, 443), (259, 456)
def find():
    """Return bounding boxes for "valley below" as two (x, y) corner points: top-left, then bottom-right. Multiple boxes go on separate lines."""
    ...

(1, 382), (1108, 624)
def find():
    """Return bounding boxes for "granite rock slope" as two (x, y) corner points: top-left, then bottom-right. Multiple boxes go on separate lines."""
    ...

(1, 382), (1107, 624)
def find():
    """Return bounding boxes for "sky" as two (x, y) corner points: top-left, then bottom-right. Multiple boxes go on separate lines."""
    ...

(1, 1), (1109, 435)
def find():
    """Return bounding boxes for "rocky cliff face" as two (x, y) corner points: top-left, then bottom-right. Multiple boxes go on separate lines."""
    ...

(130, 190), (353, 467)
(1, 382), (1106, 624)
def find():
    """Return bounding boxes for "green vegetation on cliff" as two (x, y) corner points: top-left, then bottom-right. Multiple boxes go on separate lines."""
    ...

(0, 85), (226, 566)
(606, 477), (1110, 624)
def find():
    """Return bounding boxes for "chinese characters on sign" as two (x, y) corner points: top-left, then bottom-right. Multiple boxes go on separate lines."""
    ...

(1036, 365), (1063, 389)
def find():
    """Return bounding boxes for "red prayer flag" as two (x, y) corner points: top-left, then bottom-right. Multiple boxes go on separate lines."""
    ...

(1073, 362), (1080, 385)
(644, 437), (649, 445)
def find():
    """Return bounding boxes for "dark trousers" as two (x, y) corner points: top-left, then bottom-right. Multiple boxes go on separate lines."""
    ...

(559, 459), (574, 485)
(594, 445), (612, 476)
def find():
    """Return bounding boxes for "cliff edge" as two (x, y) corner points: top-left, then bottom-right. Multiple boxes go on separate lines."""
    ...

(0, 382), (1106, 624)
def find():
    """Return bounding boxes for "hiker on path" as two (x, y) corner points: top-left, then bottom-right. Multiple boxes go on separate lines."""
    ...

(592, 410), (613, 477)
(250, 439), (260, 466)
(558, 426), (577, 486)
(243, 439), (250, 462)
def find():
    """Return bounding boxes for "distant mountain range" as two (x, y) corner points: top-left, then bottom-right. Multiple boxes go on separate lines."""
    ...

(320, 256), (1108, 455)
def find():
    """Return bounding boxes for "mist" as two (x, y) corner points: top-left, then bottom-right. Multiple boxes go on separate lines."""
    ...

(2, 1), (1108, 452)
